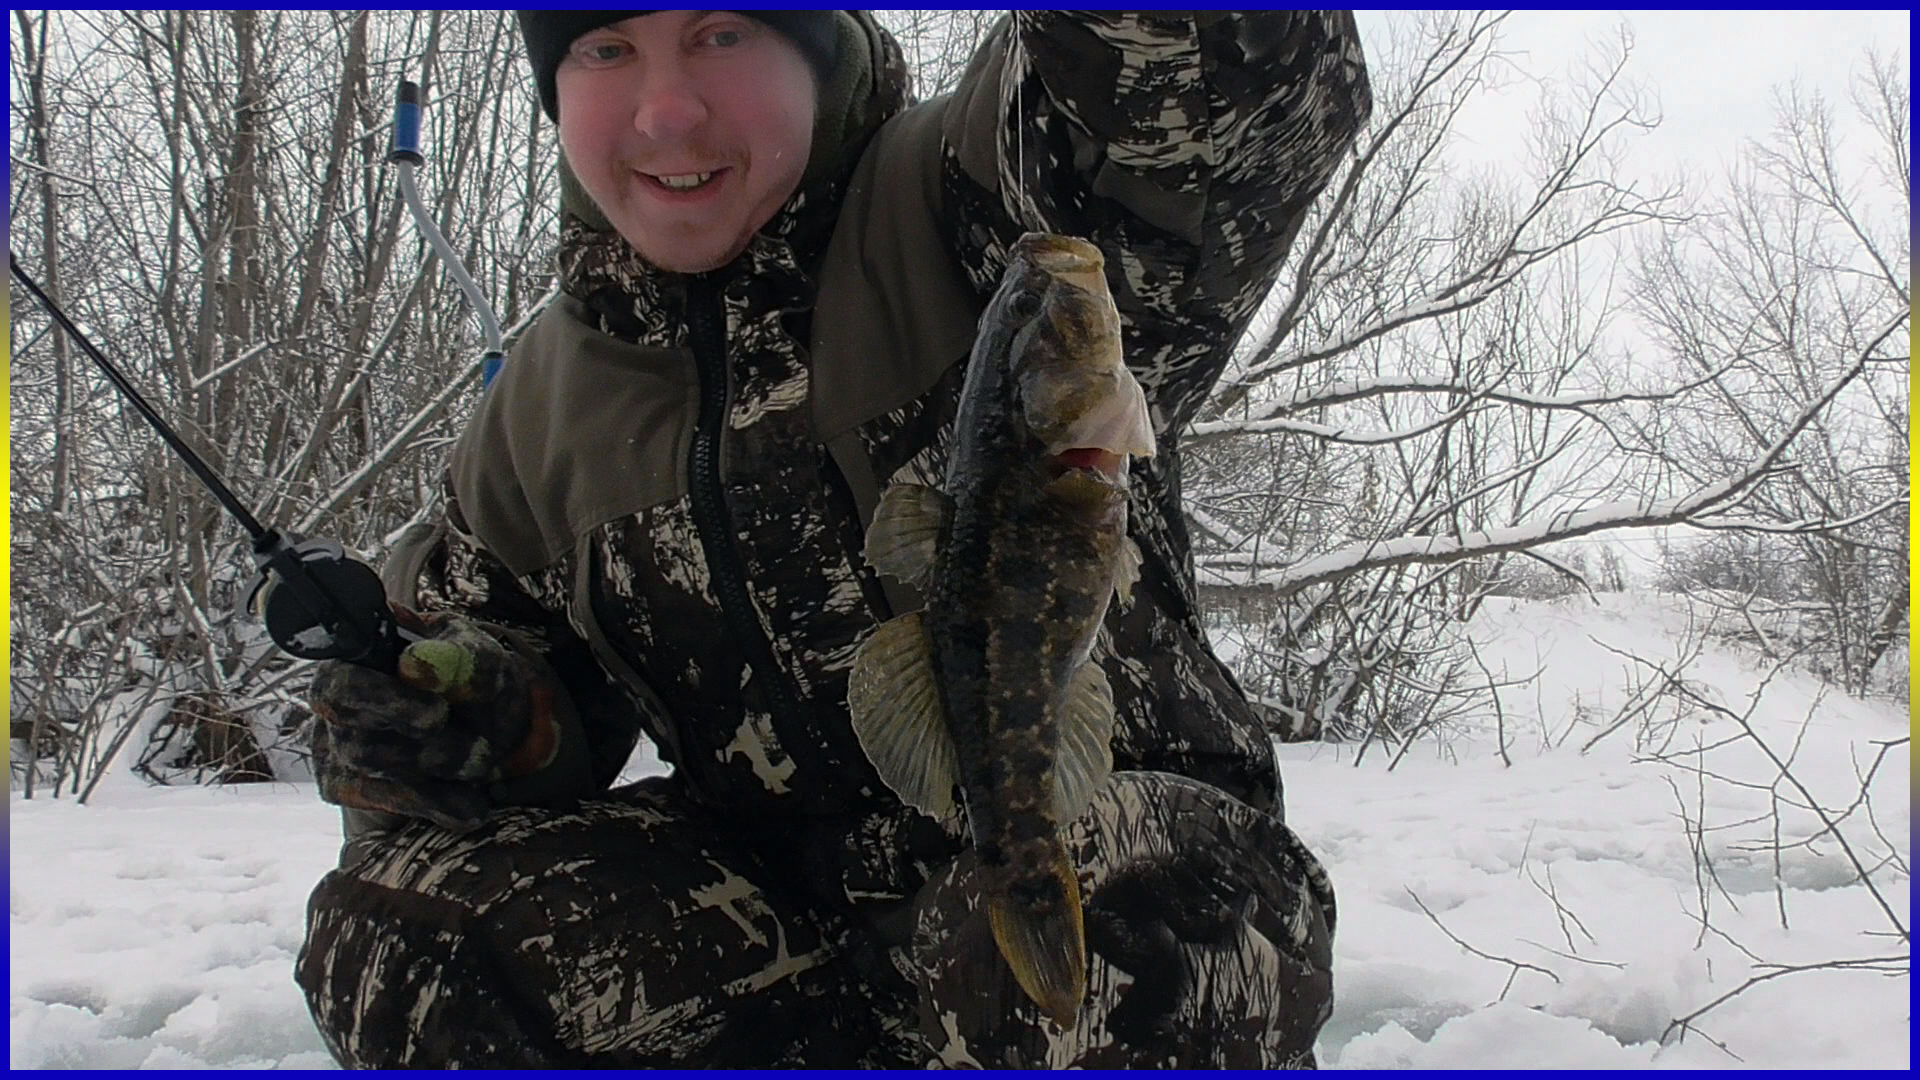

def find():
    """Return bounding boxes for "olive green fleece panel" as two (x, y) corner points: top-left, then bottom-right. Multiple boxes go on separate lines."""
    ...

(557, 10), (885, 235)
(456, 99), (978, 584)
(450, 295), (700, 578)
(808, 98), (982, 446)
(801, 10), (885, 194)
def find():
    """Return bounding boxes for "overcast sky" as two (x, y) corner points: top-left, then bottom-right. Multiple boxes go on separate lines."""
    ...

(1353, 10), (1911, 185)
(1343, 11), (1910, 573)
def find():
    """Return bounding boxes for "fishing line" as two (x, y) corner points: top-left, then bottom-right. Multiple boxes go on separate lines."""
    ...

(1015, 20), (1026, 222)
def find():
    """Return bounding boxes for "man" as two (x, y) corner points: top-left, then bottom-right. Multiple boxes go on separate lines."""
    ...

(297, 10), (1371, 1069)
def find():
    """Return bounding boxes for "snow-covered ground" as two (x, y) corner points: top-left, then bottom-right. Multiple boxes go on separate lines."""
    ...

(9, 595), (1910, 1069)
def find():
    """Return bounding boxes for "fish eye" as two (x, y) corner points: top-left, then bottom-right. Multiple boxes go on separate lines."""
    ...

(1007, 286), (1044, 322)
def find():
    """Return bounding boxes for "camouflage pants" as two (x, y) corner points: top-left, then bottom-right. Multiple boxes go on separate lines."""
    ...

(296, 771), (1335, 1069)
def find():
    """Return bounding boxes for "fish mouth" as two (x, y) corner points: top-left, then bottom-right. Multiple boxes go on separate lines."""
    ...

(1017, 233), (1103, 274)
(1048, 447), (1130, 486)
(1018, 236), (1106, 301)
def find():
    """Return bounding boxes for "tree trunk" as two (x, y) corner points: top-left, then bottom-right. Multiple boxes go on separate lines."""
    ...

(17, 11), (74, 518)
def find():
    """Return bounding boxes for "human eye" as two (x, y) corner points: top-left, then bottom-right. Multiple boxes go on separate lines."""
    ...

(570, 35), (632, 66)
(693, 18), (752, 50)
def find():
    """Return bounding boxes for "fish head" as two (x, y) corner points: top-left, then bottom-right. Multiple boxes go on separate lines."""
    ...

(982, 234), (1157, 506)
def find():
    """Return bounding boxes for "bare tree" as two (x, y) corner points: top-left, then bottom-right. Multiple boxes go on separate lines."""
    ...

(1187, 13), (1699, 740)
(1632, 51), (1910, 697)
(9, 11), (560, 793)
(872, 9), (1005, 100)
(8, 12), (1903, 793)
(1183, 16), (1906, 741)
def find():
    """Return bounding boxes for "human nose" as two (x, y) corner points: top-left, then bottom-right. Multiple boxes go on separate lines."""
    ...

(630, 63), (708, 141)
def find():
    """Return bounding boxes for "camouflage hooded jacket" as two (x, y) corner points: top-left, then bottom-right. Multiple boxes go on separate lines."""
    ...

(376, 11), (1372, 913)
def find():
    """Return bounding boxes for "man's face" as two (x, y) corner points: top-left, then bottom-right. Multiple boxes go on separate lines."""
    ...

(555, 11), (816, 274)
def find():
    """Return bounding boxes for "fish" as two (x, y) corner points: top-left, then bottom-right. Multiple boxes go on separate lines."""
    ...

(846, 232), (1156, 1030)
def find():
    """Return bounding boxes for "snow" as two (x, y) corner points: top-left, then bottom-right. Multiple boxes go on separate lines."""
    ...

(9, 787), (343, 1070)
(1294, 595), (1910, 1069)
(9, 596), (1909, 1069)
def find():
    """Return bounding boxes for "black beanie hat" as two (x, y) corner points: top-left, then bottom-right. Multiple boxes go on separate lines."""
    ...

(517, 11), (840, 121)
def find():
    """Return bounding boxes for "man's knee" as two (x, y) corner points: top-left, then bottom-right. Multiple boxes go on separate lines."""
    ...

(1085, 770), (1336, 961)
(295, 790), (853, 1067)
(296, 809), (577, 1068)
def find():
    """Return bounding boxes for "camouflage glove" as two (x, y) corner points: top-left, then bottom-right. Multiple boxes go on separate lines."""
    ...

(1085, 845), (1290, 1045)
(306, 612), (565, 832)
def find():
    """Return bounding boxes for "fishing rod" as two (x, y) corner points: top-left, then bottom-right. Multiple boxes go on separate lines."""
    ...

(8, 78), (508, 673)
(389, 79), (507, 388)
(8, 252), (418, 673)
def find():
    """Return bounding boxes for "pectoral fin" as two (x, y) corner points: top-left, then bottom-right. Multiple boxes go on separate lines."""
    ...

(1114, 536), (1143, 609)
(847, 611), (959, 820)
(1052, 660), (1116, 825)
(864, 482), (950, 588)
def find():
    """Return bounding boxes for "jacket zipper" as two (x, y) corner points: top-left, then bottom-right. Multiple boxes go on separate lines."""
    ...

(685, 277), (809, 732)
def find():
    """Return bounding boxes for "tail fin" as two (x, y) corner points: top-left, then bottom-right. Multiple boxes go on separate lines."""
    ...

(986, 848), (1087, 1030)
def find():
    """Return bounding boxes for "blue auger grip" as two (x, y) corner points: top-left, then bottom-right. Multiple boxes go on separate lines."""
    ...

(390, 80), (424, 165)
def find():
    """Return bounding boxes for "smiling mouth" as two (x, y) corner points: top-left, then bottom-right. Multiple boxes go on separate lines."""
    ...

(641, 169), (723, 193)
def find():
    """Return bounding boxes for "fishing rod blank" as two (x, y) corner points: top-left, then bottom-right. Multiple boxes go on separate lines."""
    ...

(390, 79), (507, 387)
(8, 251), (416, 672)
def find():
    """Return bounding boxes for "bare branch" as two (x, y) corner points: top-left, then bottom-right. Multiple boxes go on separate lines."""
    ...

(1406, 887), (1561, 1002)
(1200, 310), (1901, 597)
(1663, 955), (1912, 1048)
